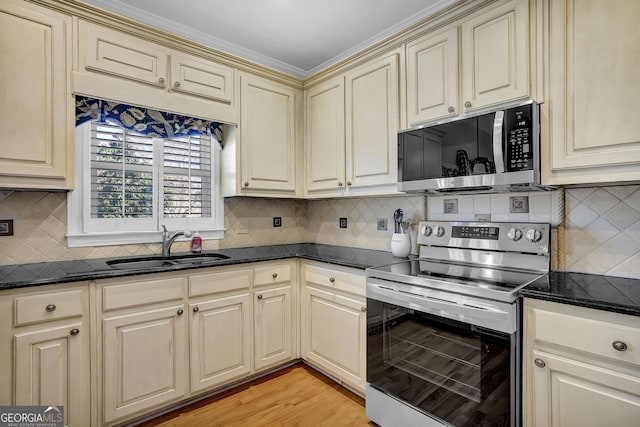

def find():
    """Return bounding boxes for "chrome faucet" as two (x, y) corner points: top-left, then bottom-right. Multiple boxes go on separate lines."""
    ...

(161, 225), (191, 257)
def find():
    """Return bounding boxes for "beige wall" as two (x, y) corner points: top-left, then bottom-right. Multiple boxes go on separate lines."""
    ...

(1, 186), (640, 280)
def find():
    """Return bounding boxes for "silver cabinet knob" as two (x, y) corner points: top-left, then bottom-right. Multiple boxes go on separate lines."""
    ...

(244, 181), (249, 187)
(70, 328), (80, 336)
(534, 358), (546, 368)
(177, 309), (184, 316)
(46, 304), (56, 312)
(346, 181), (352, 187)
(174, 81), (181, 88)
(612, 340), (628, 352)
(158, 77), (165, 85)
(448, 106), (455, 113)
(257, 294), (263, 300)
(338, 182), (343, 187)
(360, 307), (367, 312)
(329, 277), (335, 283)
(272, 273), (278, 279)
(193, 306), (199, 313)
(464, 101), (472, 108)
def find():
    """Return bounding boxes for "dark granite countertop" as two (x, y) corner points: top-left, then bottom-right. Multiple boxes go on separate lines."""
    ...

(0, 243), (405, 290)
(521, 271), (640, 317)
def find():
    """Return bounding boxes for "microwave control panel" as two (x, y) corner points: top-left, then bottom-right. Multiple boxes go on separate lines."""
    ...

(505, 106), (533, 172)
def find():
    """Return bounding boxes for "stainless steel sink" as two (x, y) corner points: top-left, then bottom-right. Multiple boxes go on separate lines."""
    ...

(106, 253), (230, 270)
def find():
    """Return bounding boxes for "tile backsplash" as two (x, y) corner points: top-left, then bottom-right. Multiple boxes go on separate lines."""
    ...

(1, 186), (640, 280)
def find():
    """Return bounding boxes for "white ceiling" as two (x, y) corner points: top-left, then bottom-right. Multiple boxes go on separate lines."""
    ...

(80, 0), (456, 78)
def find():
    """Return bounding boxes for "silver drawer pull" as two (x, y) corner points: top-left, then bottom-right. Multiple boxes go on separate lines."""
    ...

(534, 358), (546, 368)
(612, 340), (628, 352)
(45, 304), (56, 312)
(70, 329), (79, 336)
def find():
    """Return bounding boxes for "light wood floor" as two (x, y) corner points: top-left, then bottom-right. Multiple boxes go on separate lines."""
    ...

(136, 364), (376, 427)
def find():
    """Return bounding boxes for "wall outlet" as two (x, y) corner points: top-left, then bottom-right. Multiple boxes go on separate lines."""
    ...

(0, 219), (13, 236)
(273, 217), (282, 227)
(444, 199), (458, 214)
(510, 196), (529, 213)
(377, 218), (388, 231)
(237, 218), (249, 234)
(339, 218), (348, 228)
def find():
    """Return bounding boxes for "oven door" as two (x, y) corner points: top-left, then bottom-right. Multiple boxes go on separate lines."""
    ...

(366, 281), (520, 426)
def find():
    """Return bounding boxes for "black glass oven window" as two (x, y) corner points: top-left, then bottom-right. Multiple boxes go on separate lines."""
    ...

(367, 299), (511, 426)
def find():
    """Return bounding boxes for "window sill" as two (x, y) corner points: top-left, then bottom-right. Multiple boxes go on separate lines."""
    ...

(66, 229), (224, 248)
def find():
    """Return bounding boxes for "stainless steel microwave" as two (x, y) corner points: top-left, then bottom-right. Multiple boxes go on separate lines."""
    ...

(398, 101), (542, 193)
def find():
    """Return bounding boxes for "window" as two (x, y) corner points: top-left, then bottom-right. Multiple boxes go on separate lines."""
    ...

(68, 115), (224, 248)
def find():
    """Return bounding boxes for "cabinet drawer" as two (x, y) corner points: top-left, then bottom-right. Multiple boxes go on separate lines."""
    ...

(14, 289), (84, 326)
(254, 263), (292, 287)
(304, 264), (365, 296)
(102, 276), (184, 311)
(532, 307), (640, 367)
(189, 268), (251, 297)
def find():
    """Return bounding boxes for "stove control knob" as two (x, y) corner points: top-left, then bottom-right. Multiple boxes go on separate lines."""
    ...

(422, 225), (433, 236)
(507, 228), (523, 241)
(433, 226), (445, 237)
(526, 228), (542, 243)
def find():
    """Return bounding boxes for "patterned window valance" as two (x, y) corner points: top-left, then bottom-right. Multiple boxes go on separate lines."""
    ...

(75, 95), (224, 143)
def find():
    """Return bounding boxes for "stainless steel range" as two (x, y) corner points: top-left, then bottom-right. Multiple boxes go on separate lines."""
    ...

(365, 221), (551, 427)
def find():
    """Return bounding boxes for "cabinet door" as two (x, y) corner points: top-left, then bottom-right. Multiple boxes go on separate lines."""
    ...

(253, 285), (293, 370)
(529, 350), (640, 427)
(461, 0), (529, 111)
(81, 20), (168, 88)
(543, 0), (640, 185)
(0, 0), (72, 188)
(169, 52), (234, 104)
(189, 293), (251, 394)
(240, 73), (298, 193)
(302, 286), (366, 393)
(345, 51), (400, 189)
(102, 305), (186, 424)
(14, 323), (89, 427)
(305, 77), (346, 194)
(406, 27), (459, 125)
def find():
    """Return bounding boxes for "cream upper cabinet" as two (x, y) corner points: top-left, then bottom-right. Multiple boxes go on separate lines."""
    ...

(406, 27), (460, 125)
(300, 262), (367, 394)
(405, 0), (530, 127)
(542, 0), (640, 185)
(524, 298), (640, 427)
(0, 0), (73, 189)
(253, 262), (296, 370)
(460, 0), (529, 112)
(304, 50), (401, 198)
(0, 285), (90, 427)
(230, 73), (301, 197)
(305, 77), (346, 194)
(75, 20), (237, 124)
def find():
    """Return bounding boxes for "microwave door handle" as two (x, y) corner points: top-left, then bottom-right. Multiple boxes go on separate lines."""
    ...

(493, 111), (506, 173)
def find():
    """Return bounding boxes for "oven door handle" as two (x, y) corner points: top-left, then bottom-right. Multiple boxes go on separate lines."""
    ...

(367, 280), (516, 334)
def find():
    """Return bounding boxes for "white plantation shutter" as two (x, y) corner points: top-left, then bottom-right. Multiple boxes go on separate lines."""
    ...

(162, 135), (212, 218)
(91, 123), (155, 218)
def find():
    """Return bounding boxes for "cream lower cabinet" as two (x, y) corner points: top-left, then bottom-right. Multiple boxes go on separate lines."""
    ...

(0, 285), (90, 427)
(524, 298), (640, 427)
(188, 267), (252, 394)
(253, 262), (297, 370)
(305, 49), (401, 198)
(542, 0), (640, 185)
(300, 262), (367, 394)
(98, 275), (187, 425)
(0, 0), (73, 189)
